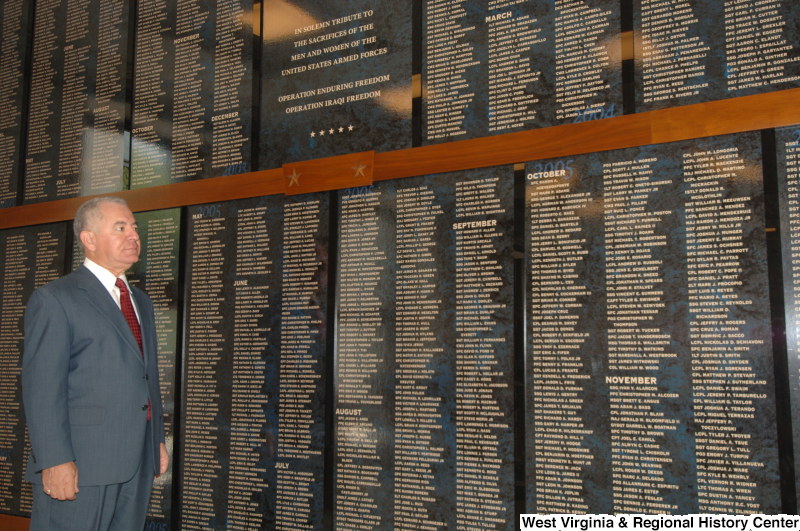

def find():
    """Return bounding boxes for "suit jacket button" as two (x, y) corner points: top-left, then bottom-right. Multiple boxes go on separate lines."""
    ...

(142, 405), (148, 411)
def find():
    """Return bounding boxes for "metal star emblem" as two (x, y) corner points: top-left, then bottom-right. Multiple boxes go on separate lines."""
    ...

(352, 163), (368, 177)
(288, 169), (301, 187)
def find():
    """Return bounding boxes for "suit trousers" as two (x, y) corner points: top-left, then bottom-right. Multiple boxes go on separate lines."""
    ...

(29, 422), (155, 531)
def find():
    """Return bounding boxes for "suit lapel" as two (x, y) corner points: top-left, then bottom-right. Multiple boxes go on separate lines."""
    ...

(74, 266), (145, 365)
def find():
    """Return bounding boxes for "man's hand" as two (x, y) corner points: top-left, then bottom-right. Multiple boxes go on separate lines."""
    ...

(158, 443), (169, 476)
(42, 462), (78, 501)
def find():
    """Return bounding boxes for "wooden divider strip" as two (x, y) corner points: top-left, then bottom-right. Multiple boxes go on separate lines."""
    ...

(0, 514), (31, 530)
(0, 88), (799, 231)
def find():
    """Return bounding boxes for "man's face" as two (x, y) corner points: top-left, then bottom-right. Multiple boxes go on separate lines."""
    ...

(81, 202), (141, 276)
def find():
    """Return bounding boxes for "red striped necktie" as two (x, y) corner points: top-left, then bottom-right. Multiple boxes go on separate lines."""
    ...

(116, 278), (142, 352)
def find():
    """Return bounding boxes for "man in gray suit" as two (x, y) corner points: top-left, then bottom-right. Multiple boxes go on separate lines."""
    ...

(22, 196), (169, 530)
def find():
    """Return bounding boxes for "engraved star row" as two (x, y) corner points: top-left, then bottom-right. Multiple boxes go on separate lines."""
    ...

(310, 124), (355, 137)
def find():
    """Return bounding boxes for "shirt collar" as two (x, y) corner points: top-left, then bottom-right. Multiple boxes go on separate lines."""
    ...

(83, 257), (129, 291)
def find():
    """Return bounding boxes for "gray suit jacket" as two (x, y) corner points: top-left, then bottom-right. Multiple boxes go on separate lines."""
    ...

(22, 264), (165, 486)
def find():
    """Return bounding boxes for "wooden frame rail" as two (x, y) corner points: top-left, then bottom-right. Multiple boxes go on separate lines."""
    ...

(0, 87), (799, 230)
(0, 514), (31, 531)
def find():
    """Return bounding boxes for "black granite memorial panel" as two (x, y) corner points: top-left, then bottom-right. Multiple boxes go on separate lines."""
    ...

(181, 194), (327, 529)
(260, 0), (412, 168)
(525, 132), (781, 513)
(23, 0), (129, 202)
(335, 168), (515, 529)
(0, 0), (32, 208)
(633, 0), (800, 111)
(0, 223), (67, 515)
(131, 0), (253, 188)
(422, 0), (622, 143)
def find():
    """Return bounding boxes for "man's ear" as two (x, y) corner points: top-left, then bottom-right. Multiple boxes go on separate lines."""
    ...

(80, 231), (96, 252)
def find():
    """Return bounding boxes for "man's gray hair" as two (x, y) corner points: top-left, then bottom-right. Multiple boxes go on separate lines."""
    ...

(73, 196), (130, 246)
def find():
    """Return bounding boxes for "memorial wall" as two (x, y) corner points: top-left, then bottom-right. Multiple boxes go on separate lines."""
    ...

(0, 1), (800, 530)
(0, 223), (66, 516)
(23, 0), (130, 203)
(0, 0), (31, 209)
(334, 170), (515, 528)
(2, 0), (799, 200)
(261, 0), (413, 167)
(634, 0), (800, 110)
(526, 132), (780, 514)
(182, 195), (327, 529)
(130, 0), (254, 187)
(776, 124), (800, 513)
(423, 0), (622, 141)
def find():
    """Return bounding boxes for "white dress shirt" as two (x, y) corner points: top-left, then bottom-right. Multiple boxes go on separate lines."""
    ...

(83, 258), (140, 321)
